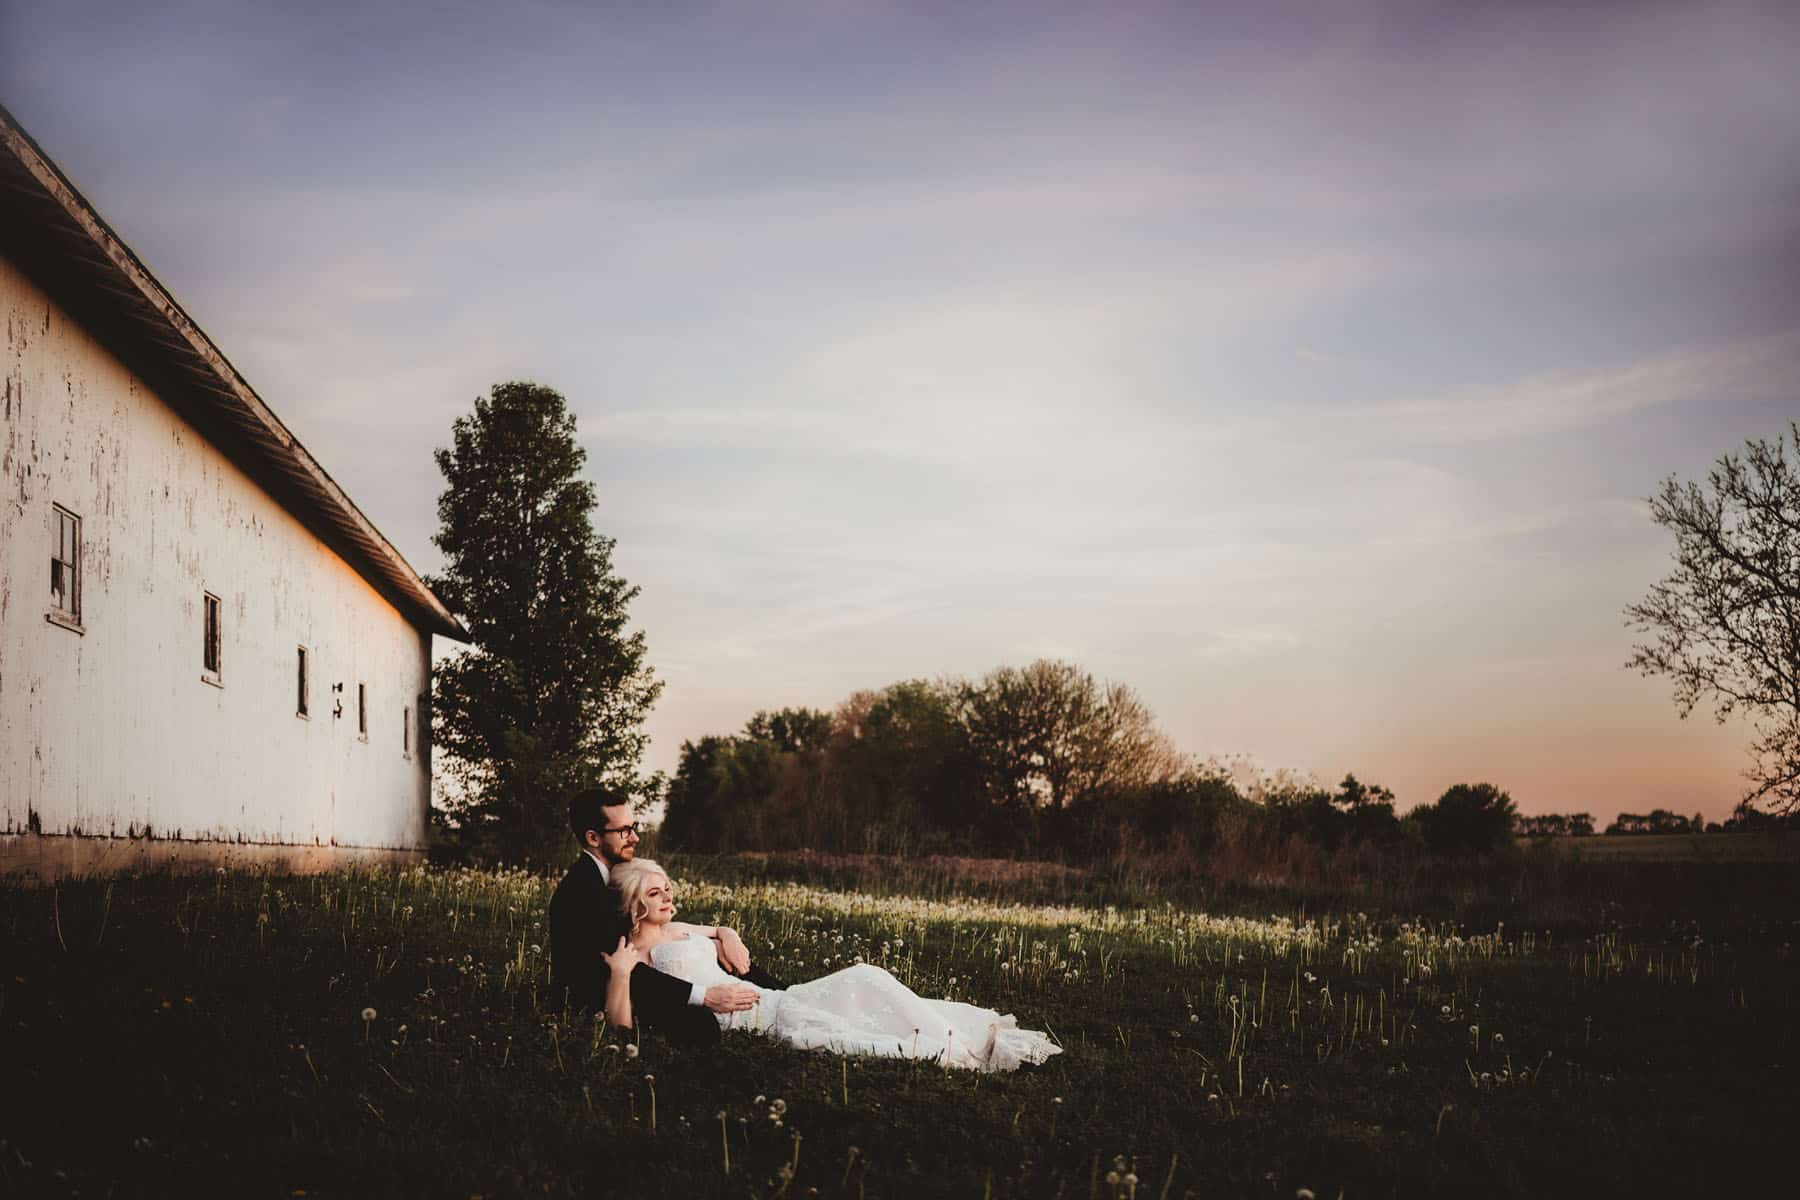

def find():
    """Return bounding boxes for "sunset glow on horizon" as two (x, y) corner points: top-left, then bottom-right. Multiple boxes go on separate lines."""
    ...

(6, 0), (1798, 821)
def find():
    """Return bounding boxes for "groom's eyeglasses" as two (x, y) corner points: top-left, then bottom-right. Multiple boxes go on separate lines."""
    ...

(601, 823), (641, 838)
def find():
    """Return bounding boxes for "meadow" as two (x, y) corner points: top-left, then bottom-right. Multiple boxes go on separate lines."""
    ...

(2, 853), (1795, 1198)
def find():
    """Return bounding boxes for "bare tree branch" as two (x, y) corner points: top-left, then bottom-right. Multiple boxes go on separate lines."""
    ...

(1625, 422), (1800, 813)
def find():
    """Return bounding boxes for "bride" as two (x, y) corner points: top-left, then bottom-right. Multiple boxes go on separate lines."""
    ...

(601, 860), (1061, 1072)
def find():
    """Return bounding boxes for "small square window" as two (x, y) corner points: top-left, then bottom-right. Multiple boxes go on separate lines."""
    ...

(202, 592), (222, 683)
(297, 647), (310, 717)
(48, 504), (82, 630)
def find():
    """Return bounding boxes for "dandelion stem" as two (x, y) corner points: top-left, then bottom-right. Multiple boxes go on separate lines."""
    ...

(841, 1147), (860, 1189)
(95, 881), (114, 948)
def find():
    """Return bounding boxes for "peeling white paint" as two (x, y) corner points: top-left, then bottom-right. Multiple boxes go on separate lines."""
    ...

(1, 252), (432, 853)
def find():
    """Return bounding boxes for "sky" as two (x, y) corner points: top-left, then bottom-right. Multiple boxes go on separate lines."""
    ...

(5, 0), (1799, 821)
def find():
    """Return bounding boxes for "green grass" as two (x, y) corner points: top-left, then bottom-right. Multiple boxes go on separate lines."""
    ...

(2, 860), (1796, 1198)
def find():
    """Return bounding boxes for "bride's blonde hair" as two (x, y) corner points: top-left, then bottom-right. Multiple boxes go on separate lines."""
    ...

(611, 859), (676, 934)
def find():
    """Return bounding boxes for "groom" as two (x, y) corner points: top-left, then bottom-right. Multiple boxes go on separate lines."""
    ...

(549, 785), (781, 1046)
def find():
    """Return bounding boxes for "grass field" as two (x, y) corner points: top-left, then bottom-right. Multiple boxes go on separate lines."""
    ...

(2, 858), (1795, 1198)
(1536, 831), (1800, 863)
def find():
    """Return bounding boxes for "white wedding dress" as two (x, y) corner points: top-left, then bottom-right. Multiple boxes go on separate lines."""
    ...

(649, 937), (1061, 1072)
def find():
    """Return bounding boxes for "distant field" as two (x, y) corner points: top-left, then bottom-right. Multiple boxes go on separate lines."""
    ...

(1534, 831), (1800, 863)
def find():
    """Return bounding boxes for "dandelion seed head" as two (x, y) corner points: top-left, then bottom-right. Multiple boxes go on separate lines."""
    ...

(361, 1007), (377, 1022)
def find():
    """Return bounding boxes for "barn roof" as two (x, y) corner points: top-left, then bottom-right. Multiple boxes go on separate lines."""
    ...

(0, 105), (468, 642)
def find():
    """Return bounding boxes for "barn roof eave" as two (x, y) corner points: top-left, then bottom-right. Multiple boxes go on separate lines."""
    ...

(0, 105), (468, 643)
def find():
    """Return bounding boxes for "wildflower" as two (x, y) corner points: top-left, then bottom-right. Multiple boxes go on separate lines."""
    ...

(771, 1098), (788, 1116)
(643, 1074), (654, 1083)
(1297, 1190), (1316, 1199)
(361, 1007), (378, 1023)
(624, 1044), (640, 1060)
(1492, 1033), (1505, 1046)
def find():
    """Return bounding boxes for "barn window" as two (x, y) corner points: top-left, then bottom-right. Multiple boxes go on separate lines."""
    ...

(48, 504), (82, 629)
(403, 704), (412, 759)
(357, 683), (368, 739)
(297, 647), (310, 717)
(202, 592), (222, 683)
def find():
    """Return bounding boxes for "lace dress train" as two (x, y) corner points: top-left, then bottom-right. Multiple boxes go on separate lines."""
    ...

(649, 938), (1061, 1072)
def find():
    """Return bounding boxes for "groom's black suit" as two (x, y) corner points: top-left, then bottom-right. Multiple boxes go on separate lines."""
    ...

(548, 854), (785, 1048)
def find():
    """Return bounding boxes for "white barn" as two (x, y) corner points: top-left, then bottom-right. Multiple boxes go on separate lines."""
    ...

(0, 108), (468, 880)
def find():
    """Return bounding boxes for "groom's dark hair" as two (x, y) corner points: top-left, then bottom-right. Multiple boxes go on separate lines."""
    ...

(568, 785), (634, 842)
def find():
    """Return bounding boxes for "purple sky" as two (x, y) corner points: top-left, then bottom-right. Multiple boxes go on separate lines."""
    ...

(6, 0), (1799, 819)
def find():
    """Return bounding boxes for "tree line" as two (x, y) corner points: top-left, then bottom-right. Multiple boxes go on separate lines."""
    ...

(659, 660), (1524, 863)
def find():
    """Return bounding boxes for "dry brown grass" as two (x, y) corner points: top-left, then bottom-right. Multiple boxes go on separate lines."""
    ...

(1538, 830), (1800, 863)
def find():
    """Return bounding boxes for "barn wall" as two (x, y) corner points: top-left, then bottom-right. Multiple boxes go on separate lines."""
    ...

(0, 252), (433, 854)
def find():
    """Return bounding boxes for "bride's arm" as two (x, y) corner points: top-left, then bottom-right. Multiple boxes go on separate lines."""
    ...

(601, 937), (642, 1029)
(668, 920), (753, 972)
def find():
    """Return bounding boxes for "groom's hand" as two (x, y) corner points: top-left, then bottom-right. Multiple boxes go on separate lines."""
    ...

(716, 926), (751, 975)
(702, 983), (759, 1014)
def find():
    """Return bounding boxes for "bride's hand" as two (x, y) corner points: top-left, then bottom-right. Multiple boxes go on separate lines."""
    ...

(602, 936), (644, 974)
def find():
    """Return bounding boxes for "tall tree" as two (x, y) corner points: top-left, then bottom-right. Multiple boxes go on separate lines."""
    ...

(428, 381), (662, 861)
(956, 660), (1181, 812)
(1625, 423), (1800, 813)
(1410, 782), (1517, 856)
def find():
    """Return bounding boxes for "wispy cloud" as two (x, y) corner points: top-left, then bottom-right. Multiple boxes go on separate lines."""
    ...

(1339, 330), (1800, 447)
